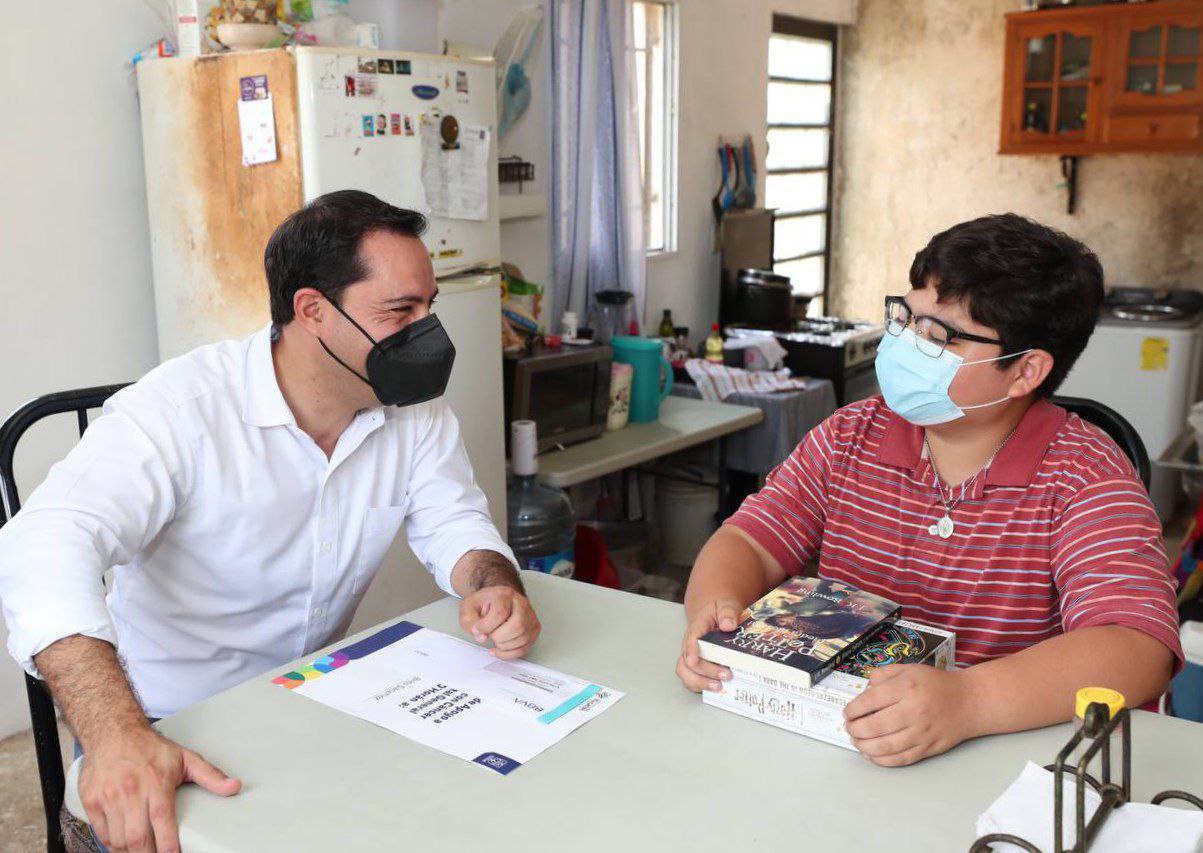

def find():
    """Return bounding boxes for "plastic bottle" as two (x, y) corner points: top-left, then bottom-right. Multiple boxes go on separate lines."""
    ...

(506, 421), (576, 577)
(705, 322), (724, 363)
(1073, 687), (1125, 737)
(1061, 686), (1126, 769)
(561, 310), (578, 339)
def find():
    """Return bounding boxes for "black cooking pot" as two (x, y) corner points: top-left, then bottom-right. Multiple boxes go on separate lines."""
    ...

(735, 269), (793, 331)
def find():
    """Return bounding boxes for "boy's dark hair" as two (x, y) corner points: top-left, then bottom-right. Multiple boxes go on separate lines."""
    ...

(910, 212), (1104, 398)
(264, 190), (427, 325)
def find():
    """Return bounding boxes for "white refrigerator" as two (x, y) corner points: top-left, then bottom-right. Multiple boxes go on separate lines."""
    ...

(137, 46), (507, 619)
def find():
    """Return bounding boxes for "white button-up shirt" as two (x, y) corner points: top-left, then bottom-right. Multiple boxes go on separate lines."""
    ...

(0, 325), (514, 718)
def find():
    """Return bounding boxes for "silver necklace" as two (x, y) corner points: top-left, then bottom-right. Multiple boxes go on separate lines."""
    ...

(923, 427), (1017, 540)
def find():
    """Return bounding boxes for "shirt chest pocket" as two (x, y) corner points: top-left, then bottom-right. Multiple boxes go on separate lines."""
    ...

(354, 503), (409, 594)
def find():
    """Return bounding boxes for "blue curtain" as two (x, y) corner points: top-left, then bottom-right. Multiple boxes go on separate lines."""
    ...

(549, 0), (646, 332)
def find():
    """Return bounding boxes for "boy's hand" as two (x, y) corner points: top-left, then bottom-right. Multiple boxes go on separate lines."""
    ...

(675, 598), (742, 692)
(843, 665), (982, 767)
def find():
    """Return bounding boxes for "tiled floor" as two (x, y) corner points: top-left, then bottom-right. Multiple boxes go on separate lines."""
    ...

(0, 720), (71, 853)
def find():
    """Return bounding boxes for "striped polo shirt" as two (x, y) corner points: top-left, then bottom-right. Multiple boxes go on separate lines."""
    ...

(726, 396), (1183, 668)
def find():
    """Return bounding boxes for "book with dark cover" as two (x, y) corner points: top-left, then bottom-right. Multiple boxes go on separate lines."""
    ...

(698, 577), (900, 688)
(835, 619), (956, 678)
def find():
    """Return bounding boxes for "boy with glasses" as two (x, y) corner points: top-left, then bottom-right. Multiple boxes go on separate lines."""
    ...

(677, 213), (1181, 766)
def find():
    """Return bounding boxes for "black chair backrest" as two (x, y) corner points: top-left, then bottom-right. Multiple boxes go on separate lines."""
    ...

(1051, 395), (1151, 490)
(0, 384), (129, 853)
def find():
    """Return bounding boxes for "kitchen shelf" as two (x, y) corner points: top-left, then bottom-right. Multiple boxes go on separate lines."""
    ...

(499, 194), (547, 222)
(1001, 0), (1203, 155)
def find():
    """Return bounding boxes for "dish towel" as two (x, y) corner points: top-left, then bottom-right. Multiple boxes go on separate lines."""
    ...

(976, 761), (1203, 853)
(684, 358), (810, 402)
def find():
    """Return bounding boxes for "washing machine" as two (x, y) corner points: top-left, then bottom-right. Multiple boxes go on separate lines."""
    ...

(1059, 288), (1203, 521)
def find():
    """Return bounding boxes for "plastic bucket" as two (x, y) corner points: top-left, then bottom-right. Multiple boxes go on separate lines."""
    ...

(655, 476), (717, 566)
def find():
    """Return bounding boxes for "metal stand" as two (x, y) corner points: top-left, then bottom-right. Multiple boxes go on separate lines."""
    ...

(970, 703), (1202, 852)
(1059, 155), (1079, 215)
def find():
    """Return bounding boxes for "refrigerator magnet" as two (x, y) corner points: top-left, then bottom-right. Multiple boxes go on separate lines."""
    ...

(362, 115), (374, 137)
(239, 74), (269, 101)
(356, 75), (377, 97)
(378, 58), (395, 75)
(344, 75), (356, 97)
(375, 113), (387, 136)
(396, 60), (412, 75)
(390, 113), (401, 135)
(412, 84), (439, 100)
(358, 57), (377, 74)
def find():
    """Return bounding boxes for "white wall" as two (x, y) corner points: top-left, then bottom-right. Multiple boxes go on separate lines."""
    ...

(439, 0), (553, 296)
(0, 3), (165, 738)
(647, 0), (858, 344)
(349, 0), (439, 51)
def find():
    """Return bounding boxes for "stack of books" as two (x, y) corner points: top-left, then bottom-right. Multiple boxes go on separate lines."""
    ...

(699, 576), (955, 751)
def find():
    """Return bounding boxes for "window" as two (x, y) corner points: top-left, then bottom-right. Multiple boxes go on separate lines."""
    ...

(766, 16), (838, 310)
(634, 0), (678, 255)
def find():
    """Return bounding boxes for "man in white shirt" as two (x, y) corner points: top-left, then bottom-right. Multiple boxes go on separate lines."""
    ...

(0, 190), (540, 853)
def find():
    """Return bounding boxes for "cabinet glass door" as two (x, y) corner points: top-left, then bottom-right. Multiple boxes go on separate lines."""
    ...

(1122, 18), (1202, 100)
(1020, 28), (1093, 139)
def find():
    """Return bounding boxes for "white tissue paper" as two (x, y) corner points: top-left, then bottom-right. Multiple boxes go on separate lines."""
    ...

(720, 333), (788, 372)
(976, 761), (1203, 853)
(1189, 400), (1203, 453)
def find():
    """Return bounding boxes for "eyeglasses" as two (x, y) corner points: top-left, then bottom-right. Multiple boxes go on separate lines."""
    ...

(884, 295), (1004, 358)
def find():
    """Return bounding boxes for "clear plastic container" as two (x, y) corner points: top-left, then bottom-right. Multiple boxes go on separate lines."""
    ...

(507, 421), (576, 577)
(507, 475), (576, 577)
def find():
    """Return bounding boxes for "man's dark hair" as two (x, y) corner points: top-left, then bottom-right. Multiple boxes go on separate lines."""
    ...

(910, 212), (1104, 398)
(265, 190), (427, 325)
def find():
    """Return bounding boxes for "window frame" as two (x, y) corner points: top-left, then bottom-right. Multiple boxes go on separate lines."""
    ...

(633, 0), (680, 258)
(768, 15), (838, 310)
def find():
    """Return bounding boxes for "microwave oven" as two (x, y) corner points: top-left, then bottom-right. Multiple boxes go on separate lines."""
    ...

(503, 343), (613, 453)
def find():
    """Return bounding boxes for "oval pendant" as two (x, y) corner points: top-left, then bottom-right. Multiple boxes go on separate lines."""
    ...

(936, 515), (955, 539)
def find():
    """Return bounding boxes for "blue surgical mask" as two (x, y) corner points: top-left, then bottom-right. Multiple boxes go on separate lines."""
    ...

(874, 327), (1030, 426)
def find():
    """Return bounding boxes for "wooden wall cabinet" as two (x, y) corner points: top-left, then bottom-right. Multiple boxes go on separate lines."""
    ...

(1001, 0), (1203, 154)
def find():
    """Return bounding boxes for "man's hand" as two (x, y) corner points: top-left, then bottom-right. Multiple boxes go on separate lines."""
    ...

(843, 664), (981, 767)
(79, 726), (241, 853)
(675, 598), (743, 692)
(458, 585), (541, 659)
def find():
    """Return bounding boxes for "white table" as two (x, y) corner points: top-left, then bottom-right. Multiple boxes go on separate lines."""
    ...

(67, 573), (1203, 852)
(535, 395), (761, 488)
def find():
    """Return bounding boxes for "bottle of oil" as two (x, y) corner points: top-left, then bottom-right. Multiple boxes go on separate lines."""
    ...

(506, 421), (576, 577)
(705, 323), (724, 363)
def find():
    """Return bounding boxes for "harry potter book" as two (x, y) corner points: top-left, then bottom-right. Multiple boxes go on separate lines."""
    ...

(698, 577), (900, 689)
(703, 618), (956, 751)
(835, 618), (955, 678)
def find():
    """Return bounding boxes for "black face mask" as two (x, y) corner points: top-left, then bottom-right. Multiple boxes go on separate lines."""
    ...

(318, 299), (456, 407)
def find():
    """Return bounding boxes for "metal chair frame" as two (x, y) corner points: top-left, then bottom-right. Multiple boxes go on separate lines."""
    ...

(0, 384), (129, 853)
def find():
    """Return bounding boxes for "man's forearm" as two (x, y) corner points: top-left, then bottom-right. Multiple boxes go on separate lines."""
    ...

(450, 549), (525, 598)
(34, 635), (151, 750)
(684, 527), (785, 622)
(962, 625), (1174, 738)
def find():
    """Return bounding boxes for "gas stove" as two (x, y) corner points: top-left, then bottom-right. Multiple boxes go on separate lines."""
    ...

(727, 317), (885, 406)
(780, 317), (885, 352)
